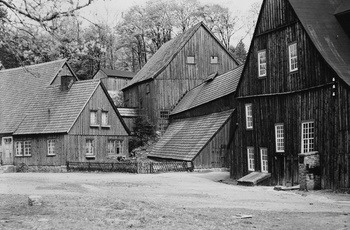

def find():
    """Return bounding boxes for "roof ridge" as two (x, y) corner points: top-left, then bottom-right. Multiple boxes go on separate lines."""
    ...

(0, 59), (67, 73)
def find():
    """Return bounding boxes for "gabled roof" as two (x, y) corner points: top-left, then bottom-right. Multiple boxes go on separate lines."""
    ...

(148, 109), (234, 161)
(123, 22), (238, 90)
(335, 1), (350, 15)
(97, 68), (135, 79)
(13, 80), (100, 135)
(171, 66), (243, 115)
(0, 59), (68, 134)
(289, 0), (350, 85)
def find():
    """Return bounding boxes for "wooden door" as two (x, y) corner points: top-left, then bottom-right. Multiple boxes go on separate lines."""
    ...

(2, 137), (13, 165)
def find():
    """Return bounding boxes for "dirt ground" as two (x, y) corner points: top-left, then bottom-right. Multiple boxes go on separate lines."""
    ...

(0, 171), (349, 230)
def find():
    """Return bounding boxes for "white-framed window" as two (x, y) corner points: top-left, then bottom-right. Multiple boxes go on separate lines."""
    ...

(101, 111), (109, 126)
(245, 104), (253, 129)
(160, 110), (170, 119)
(289, 43), (298, 72)
(15, 141), (23, 156)
(90, 111), (98, 126)
(107, 140), (123, 155)
(260, 148), (268, 173)
(86, 139), (94, 156)
(258, 50), (267, 77)
(186, 56), (195, 64)
(247, 147), (255, 171)
(15, 141), (31, 156)
(210, 56), (218, 64)
(47, 139), (56, 156)
(301, 121), (314, 153)
(275, 124), (284, 152)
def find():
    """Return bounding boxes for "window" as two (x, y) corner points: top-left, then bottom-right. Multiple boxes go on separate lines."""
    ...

(90, 111), (98, 126)
(86, 139), (94, 156)
(15, 141), (31, 156)
(47, 139), (56, 156)
(160, 110), (169, 119)
(260, 148), (268, 173)
(186, 56), (195, 64)
(289, 43), (298, 72)
(15, 141), (23, 156)
(107, 140), (123, 155)
(258, 50), (267, 77)
(210, 56), (218, 64)
(101, 111), (109, 127)
(146, 83), (150, 94)
(301, 121), (314, 153)
(245, 104), (253, 129)
(275, 124), (284, 152)
(247, 147), (255, 171)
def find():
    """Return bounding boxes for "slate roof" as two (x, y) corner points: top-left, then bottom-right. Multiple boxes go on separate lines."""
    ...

(0, 60), (105, 135)
(0, 60), (67, 134)
(99, 68), (135, 79)
(171, 65), (243, 115)
(14, 80), (100, 135)
(148, 109), (234, 161)
(289, 0), (350, 85)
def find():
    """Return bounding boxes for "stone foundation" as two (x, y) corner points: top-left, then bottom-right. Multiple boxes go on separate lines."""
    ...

(16, 165), (67, 173)
(298, 152), (321, 190)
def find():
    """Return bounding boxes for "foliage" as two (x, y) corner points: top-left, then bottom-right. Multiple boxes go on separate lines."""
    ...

(231, 40), (247, 63)
(130, 116), (157, 151)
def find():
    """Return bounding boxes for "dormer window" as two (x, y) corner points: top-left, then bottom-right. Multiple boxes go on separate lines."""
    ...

(210, 56), (218, 64)
(258, 50), (267, 77)
(289, 43), (298, 72)
(186, 56), (195, 64)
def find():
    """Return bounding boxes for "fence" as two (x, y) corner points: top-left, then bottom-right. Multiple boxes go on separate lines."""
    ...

(66, 161), (190, 174)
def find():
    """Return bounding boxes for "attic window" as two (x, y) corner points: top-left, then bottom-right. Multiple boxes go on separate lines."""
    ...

(186, 56), (195, 64)
(289, 43), (298, 72)
(210, 56), (218, 64)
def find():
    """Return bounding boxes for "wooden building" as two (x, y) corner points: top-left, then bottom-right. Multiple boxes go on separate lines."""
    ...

(122, 22), (239, 132)
(233, 0), (350, 189)
(149, 66), (243, 169)
(0, 60), (130, 170)
(93, 68), (135, 92)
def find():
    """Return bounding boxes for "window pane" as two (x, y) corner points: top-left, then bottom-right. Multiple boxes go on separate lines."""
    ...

(90, 111), (97, 125)
(102, 112), (108, 126)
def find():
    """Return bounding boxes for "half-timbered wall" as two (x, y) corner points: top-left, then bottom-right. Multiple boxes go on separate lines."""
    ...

(233, 0), (350, 189)
(124, 26), (237, 129)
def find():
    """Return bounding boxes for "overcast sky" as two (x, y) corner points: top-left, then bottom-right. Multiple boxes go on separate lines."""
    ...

(79, 0), (263, 47)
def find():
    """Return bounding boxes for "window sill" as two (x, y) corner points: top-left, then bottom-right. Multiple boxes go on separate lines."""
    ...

(15, 155), (32, 157)
(90, 124), (100, 128)
(85, 155), (96, 159)
(47, 154), (56, 157)
(258, 75), (267, 79)
(101, 125), (111, 129)
(186, 63), (196, 65)
(298, 151), (318, 156)
(289, 70), (298, 74)
(210, 63), (219, 65)
(246, 128), (253, 130)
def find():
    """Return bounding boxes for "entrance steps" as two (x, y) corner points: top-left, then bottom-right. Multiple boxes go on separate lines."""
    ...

(237, 171), (271, 186)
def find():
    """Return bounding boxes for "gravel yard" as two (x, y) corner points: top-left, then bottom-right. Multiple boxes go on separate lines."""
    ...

(0, 172), (349, 229)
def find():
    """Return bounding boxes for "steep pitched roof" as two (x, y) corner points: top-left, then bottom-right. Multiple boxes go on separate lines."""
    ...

(123, 22), (238, 90)
(148, 109), (234, 161)
(171, 65), (243, 115)
(289, 0), (350, 85)
(99, 68), (135, 79)
(0, 59), (67, 134)
(13, 80), (100, 135)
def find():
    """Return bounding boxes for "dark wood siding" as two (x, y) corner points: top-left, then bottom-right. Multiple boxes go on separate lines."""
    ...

(13, 134), (66, 166)
(124, 26), (237, 129)
(100, 77), (130, 92)
(233, 0), (350, 189)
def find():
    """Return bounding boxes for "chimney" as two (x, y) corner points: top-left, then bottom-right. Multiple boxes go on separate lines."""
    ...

(61, 75), (75, 91)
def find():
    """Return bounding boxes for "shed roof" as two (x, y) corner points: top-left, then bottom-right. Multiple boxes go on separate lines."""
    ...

(0, 59), (67, 134)
(122, 22), (238, 90)
(289, 0), (350, 85)
(148, 109), (234, 161)
(171, 65), (243, 115)
(98, 68), (135, 79)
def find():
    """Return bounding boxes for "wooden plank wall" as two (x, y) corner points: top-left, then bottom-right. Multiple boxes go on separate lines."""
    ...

(233, 0), (350, 189)
(65, 135), (129, 162)
(13, 134), (66, 166)
(193, 114), (235, 168)
(124, 25), (237, 129)
(100, 77), (130, 92)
